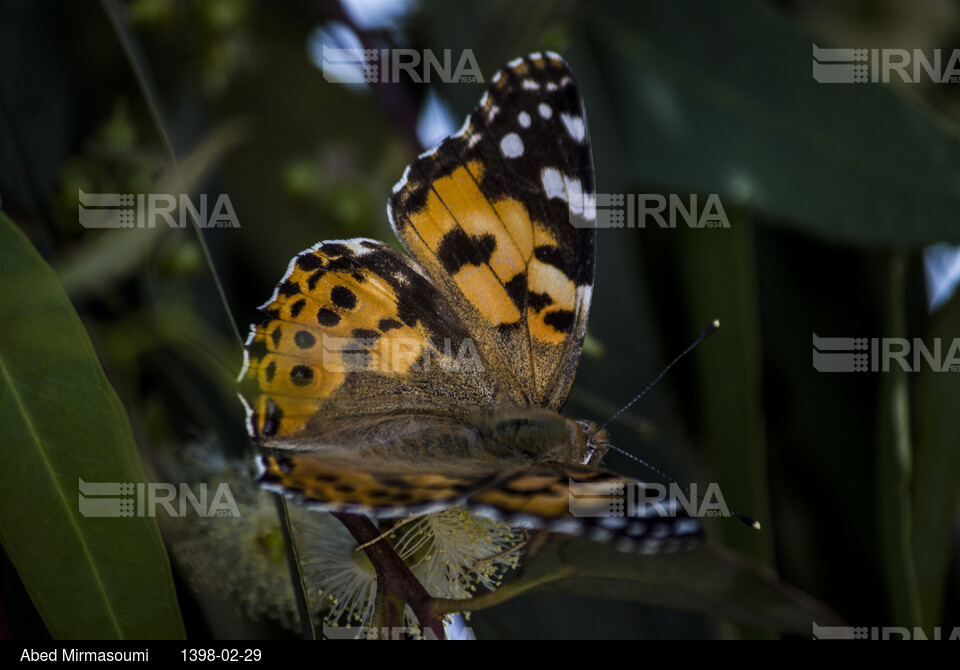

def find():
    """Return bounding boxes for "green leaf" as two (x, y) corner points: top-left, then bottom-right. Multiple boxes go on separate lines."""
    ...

(0, 212), (185, 639)
(458, 540), (842, 635)
(583, 0), (960, 246)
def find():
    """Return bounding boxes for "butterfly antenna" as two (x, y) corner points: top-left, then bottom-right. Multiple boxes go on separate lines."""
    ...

(599, 319), (760, 531)
(599, 320), (720, 433)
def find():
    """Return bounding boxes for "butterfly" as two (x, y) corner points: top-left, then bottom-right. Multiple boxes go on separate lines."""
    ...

(237, 52), (702, 554)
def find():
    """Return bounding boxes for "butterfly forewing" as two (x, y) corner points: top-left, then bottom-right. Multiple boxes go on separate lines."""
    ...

(388, 52), (596, 410)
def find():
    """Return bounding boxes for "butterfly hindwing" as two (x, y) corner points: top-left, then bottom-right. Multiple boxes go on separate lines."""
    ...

(388, 52), (596, 410)
(238, 239), (497, 446)
(259, 450), (702, 553)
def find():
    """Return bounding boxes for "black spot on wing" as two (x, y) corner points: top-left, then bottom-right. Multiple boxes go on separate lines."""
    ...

(290, 365), (314, 386)
(331, 285), (358, 309)
(274, 455), (295, 475)
(321, 243), (353, 258)
(317, 308), (341, 327)
(378, 318), (402, 332)
(278, 280), (300, 297)
(544, 309), (575, 333)
(503, 272), (528, 310)
(529, 291), (553, 312)
(435, 229), (497, 274)
(262, 398), (283, 437)
(294, 330), (316, 349)
(296, 254), (323, 271)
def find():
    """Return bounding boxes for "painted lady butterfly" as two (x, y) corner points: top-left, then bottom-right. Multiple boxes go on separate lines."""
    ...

(238, 52), (702, 553)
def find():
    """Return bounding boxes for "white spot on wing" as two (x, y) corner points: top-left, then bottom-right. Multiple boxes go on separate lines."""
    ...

(522, 79), (539, 90)
(511, 513), (540, 528)
(550, 518), (583, 535)
(640, 539), (662, 556)
(470, 505), (502, 521)
(564, 174), (584, 215)
(500, 132), (524, 158)
(600, 516), (628, 530)
(583, 192), (596, 221)
(541, 167), (566, 200)
(561, 112), (586, 142)
(518, 111), (531, 128)
(538, 103), (553, 119)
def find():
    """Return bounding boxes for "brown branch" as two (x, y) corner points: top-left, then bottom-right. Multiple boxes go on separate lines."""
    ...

(331, 512), (446, 639)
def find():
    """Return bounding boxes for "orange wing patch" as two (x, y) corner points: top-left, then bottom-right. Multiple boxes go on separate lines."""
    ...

(403, 161), (524, 328)
(259, 452), (485, 516)
(467, 467), (614, 519)
(238, 239), (481, 442)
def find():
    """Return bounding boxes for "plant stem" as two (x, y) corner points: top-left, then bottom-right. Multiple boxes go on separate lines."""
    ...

(332, 512), (447, 639)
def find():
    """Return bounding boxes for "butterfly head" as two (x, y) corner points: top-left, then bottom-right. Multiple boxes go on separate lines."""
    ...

(576, 420), (609, 466)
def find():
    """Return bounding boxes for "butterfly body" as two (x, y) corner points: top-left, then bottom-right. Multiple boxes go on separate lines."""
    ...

(240, 52), (702, 551)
